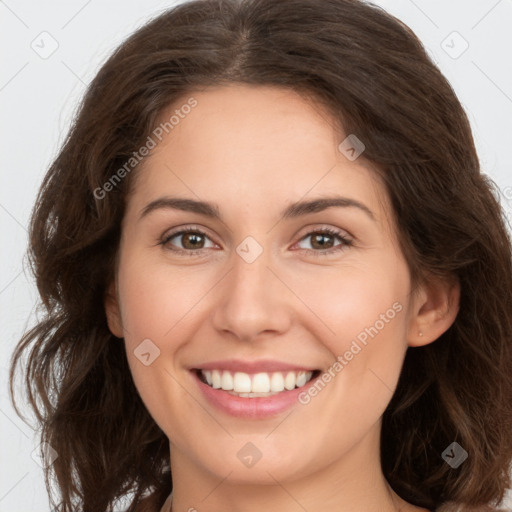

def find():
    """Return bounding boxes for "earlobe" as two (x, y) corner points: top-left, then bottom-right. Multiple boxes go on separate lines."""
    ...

(104, 280), (124, 338)
(408, 276), (460, 347)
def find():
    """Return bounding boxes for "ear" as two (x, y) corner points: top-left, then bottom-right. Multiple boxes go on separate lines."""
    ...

(104, 280), (124, 338)
(407, 275), (460, 347)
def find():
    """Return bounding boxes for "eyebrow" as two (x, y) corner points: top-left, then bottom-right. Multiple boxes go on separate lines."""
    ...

(138, 195), (375, 222)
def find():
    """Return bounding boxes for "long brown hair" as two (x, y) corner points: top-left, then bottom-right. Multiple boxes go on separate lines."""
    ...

(10, 0), (512, 511)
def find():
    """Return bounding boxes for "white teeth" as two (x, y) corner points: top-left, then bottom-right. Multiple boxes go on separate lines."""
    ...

(252, 373), (270, 393)
(233, 372), (252, 393)
(270, 372), (285, 392)
(211, 369), (222, 389)
(221, 371), (234, 390)
(296, 371), (307, 388)
(284, 372), (296, 390)
(200, 369), (314, 395)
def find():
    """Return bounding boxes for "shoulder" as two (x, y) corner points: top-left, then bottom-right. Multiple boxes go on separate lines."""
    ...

(160, 493), (172, 512)
(123, 492), (172, 512)
(436, 503), (512, 512)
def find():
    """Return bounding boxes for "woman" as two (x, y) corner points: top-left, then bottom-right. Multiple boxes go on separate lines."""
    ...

(10, 0), (512, 511)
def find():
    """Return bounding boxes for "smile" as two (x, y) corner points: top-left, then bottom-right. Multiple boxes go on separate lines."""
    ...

(197, 369), (318, 397)
(191, 364), (322, 418)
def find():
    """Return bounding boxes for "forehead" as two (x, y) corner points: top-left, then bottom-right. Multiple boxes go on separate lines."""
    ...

(126, 84), (391, 228)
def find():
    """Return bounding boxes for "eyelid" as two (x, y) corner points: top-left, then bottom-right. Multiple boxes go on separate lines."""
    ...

(293, 224), (353, 243)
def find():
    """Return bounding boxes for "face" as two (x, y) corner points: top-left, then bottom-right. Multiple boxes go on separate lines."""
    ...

(105, 84), (443, 489)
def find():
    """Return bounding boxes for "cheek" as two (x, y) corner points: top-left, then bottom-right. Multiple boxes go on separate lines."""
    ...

(286, 258), (409, 358)
(282, 267), (410, 470)
(114, 248), (251, 443)
(116, 249), (210, 344)
(114, 252), (198, 424)
(288, 257), (411, 417)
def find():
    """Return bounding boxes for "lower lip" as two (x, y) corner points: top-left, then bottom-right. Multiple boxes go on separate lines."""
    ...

(192, 371), (318, 419)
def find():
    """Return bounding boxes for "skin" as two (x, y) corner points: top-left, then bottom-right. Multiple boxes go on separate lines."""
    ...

(105, 84), (460, 512)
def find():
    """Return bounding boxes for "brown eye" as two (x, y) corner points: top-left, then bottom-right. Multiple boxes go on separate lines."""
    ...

(180, 232), (205, 249)
(309, 232), (336, 250)
(160, 227), (216, 254)
(295, 227), (353, 256)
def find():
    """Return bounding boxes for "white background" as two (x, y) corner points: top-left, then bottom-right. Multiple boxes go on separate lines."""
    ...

(1, 0), (511, 510)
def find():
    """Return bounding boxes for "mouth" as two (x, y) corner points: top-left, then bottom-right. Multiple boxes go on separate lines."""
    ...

(194, 368), (321, 398)
(190, 359), (324, 418)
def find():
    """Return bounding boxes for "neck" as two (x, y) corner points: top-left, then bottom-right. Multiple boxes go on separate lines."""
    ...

(166, 425), (426, 512)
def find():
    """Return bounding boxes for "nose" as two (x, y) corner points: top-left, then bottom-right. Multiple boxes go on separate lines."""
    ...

(211, 244), (293, 342)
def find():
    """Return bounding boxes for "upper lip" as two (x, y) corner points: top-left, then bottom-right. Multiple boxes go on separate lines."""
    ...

(192, 359), (318, 374)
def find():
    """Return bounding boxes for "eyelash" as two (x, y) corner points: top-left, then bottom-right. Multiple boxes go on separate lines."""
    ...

(159, 226), (353, 257)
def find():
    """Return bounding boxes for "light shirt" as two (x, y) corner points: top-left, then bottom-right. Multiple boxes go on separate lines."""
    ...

(160, 493), (172, 512)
